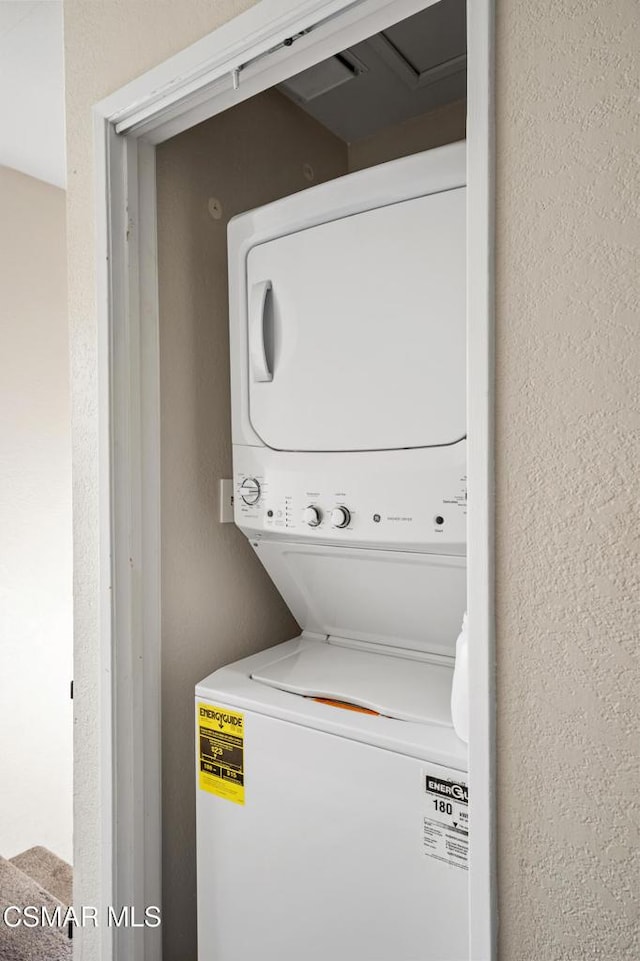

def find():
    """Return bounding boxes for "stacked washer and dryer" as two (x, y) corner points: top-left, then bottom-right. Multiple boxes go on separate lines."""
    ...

(196, 141), (469, 961)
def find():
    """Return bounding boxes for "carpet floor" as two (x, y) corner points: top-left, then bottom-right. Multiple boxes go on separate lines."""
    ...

(10, 847), (72, 908)
(0, 848), (72, 961)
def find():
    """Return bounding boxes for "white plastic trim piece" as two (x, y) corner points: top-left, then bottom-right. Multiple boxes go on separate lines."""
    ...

(93, 107), (116, 961)
(92, 117), (163, 961)
(466, 0), (496, 956)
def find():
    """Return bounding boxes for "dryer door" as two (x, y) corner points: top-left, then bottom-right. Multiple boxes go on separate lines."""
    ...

(246, 187), (466, 452)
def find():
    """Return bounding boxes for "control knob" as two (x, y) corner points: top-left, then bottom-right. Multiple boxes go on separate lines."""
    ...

(303, 506), (322, 527)
(240, 477), (261, 506)
(331, 507), (351, 529)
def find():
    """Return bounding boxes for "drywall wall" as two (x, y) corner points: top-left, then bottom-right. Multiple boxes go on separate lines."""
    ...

(63, 1), (640, 959)
(495, 1), (639, 957)
(348, 98), (466, 172)
(156, 89), (347, 960)
(0, 165), (72, 864)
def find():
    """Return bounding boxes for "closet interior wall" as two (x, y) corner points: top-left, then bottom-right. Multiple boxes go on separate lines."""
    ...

(156, 85), (465, 959)
(157, 88), (344, 960)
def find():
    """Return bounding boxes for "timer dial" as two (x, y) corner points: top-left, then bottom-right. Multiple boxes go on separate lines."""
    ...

(303, 506), (322, 527)
(331, 507), (351, 528)
(240, 477), (261, 506)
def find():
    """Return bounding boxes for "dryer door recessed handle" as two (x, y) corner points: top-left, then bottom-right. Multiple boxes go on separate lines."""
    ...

(249, 279), (273, 383)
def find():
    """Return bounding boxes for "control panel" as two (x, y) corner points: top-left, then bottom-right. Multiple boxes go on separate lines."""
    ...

(232, 442), (467, 555)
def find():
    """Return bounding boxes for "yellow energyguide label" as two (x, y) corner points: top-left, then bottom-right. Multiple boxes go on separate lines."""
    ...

(197, 702), (245, 804)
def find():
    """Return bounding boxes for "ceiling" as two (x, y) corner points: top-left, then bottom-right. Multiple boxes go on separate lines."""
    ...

(0, 0), (65, 188)
(279, 0), (466, 143)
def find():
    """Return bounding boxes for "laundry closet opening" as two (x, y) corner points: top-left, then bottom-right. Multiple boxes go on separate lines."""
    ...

(156, 1), (468, 957)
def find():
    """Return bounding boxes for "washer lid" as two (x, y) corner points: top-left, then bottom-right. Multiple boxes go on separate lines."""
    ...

(251, 541), (466, 659)
(251, 641), (454, 726)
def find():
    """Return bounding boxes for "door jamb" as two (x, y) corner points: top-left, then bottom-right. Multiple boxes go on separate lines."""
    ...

(91, 1), (495, 958)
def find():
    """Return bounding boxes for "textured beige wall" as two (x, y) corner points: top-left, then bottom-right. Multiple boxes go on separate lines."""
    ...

(156, 89), (346, 961)
(64, 1), (640, 959)
(0, 166), (72, 864)
(348, 98), (466, 171)
(495, 0), (640, 958)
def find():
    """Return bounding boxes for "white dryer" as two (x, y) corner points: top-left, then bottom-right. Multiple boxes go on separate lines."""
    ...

(196, 142), (469, 961)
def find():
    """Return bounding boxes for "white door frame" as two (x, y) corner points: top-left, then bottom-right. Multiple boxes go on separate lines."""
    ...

(92, 1), (495, 958)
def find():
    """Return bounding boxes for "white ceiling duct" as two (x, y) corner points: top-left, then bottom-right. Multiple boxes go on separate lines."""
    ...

(279, 52), (366, 103)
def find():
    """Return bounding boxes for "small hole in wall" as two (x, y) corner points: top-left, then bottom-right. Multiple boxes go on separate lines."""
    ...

(208, 197), (223, 220)
(303, 163), (315, 182)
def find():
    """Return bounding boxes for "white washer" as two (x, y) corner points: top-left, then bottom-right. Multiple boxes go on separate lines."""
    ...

(196, 637), (468, 961)
(196, 142), (469, 961)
